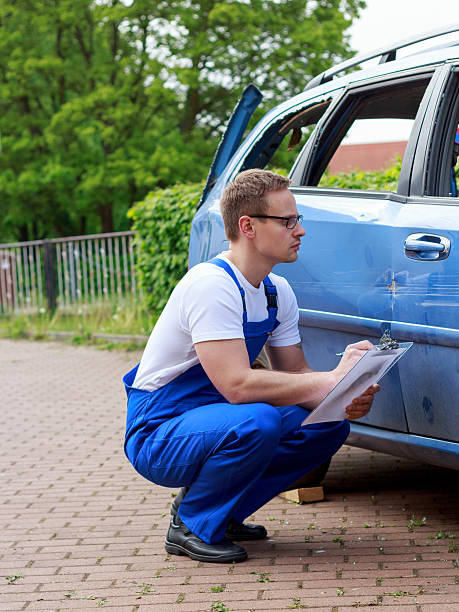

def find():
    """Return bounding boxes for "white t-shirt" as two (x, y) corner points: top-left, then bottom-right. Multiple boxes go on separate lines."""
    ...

(133, 253), (301, 391)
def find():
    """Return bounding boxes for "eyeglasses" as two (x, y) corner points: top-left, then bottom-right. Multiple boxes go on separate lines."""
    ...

(250, 214), (303, 229)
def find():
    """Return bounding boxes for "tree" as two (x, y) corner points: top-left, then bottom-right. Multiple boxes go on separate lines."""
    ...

(0, 1), (169, 239)
(152, 0), (365, 134)
(0, 0), (214, 240)
(0, 0), (365, 242)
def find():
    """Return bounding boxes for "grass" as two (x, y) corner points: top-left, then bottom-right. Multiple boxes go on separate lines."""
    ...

(0, 299), (158, 350)
(287, 597), (307, 609)
(407, 515), (427, 532)
(5, 574), (23, 584)
(210, 603), (229, 612)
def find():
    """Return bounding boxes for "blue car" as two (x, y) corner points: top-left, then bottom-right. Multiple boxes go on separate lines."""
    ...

(189, 25), (459, 471)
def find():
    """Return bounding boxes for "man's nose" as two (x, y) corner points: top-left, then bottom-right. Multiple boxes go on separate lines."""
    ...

(294, 221), (306, 237)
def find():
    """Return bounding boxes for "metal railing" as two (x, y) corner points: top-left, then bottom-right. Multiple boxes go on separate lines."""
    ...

(0, 231), (141, 314)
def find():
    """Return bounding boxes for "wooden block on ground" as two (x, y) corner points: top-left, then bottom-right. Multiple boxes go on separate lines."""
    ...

(278, 486), (324, 504)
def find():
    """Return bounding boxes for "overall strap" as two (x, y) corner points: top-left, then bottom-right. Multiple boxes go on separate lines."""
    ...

(208, 257), (247, 312)
(263, 275), (278, 313)
(208, 258), (279, 320)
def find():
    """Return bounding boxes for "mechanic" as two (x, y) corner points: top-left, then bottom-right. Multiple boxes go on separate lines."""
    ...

(123, 169), (379, 563)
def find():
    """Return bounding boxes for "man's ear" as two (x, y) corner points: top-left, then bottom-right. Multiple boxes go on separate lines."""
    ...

(238, 215), (256, 239)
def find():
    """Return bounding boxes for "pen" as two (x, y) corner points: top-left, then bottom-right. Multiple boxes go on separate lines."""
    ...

(336, 344), (399, 357)
(336, 347), (377, 356)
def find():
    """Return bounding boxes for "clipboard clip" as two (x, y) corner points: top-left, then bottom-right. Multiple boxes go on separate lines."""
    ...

(336, 330), (399, 356)
(375, 330), (399, 351)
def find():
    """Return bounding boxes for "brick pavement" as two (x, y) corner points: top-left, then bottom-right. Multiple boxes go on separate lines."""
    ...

(0, 338), (457, 612)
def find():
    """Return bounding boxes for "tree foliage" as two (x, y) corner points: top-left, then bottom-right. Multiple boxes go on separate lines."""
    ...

(0, 0), (365, 242)
(152, 0), (365, 133)
(0, 0), (194, 240)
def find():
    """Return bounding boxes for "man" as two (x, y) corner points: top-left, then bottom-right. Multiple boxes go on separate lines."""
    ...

(123, 169), (379, 563)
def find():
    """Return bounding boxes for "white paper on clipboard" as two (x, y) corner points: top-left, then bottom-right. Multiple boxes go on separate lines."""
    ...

(301, 342), (413, 426)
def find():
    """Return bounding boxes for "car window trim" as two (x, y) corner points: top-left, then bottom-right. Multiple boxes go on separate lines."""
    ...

(408, 63), (453, 196)
(404, 195), (459, 207)
(290, 185), (407, 203)
(423, 65), (459, 197)
(344, 65), (439, 95)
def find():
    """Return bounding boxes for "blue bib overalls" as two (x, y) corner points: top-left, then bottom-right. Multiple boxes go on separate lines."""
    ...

(123, 258), (349, 544)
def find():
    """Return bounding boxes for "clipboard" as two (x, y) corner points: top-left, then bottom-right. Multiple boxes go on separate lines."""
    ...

(301, 342), (412, 426)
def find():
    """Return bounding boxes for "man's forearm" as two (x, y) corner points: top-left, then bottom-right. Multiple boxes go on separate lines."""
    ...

(227, 367), (337, 408)
(196, 338), (372, 409)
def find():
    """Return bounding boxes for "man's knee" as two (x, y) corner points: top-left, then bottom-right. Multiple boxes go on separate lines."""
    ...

(283, 418), (350, 466)
(236, 403), (282, 451)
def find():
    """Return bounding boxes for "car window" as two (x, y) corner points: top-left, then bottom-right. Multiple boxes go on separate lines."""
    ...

(301, 76), (432, 191)
(262, 124), (316, 175)
(239, 96), (335, 176)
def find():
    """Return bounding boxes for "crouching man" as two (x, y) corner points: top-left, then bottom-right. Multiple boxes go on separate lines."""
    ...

(123, 169), (379, 563)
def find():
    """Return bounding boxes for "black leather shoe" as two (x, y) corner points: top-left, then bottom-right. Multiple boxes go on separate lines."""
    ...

(165, 516), (248, 563)
(171, 488), (267, 542)
(225, 518), (267, 541)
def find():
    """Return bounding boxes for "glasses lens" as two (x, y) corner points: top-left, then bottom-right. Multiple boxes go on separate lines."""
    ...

(286, 216), (302, 229)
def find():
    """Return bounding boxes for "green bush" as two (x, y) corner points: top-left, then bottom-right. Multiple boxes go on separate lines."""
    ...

(128, 182), (203, 312)
(320, 158), (402, 192)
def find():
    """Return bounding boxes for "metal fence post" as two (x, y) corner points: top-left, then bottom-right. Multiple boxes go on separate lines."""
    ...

(43, 240), (57, 313)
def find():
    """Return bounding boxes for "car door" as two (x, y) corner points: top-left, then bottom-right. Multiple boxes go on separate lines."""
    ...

(392, 64), (459, 442)
(189, 85), (263, 267)
(281, 70), (440, 433)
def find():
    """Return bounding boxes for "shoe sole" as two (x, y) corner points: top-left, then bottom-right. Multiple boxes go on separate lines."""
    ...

(165, 539), (248, 563)
(225, 531), (267, 542)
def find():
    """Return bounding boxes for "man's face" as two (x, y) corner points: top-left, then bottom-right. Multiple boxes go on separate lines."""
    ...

(252, 189), (305, 265)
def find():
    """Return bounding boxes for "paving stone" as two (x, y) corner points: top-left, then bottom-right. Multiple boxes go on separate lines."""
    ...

(0, 338), (457, 612)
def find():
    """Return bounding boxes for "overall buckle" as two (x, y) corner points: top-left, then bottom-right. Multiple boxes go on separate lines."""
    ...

(264, 284), (278, 310)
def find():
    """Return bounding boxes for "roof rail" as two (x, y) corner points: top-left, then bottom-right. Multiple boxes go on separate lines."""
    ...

(305, 24), (459, 91)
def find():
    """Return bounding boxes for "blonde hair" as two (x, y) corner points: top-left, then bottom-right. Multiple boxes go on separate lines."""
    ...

(220, 169), (290, 241)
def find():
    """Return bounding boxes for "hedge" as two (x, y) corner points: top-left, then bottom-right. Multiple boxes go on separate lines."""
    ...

(127, 183), (202, 312)
(319, 158), (402, 192)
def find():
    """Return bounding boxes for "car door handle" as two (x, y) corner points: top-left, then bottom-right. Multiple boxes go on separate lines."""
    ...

(404, 233), (450, 261)
(405, 239), (444, 252)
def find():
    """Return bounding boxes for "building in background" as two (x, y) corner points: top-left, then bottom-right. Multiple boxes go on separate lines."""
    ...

(328, 141), (407, 174)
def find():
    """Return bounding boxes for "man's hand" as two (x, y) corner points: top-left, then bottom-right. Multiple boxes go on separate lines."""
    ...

(333, 340), (374, 382)
(345, 384), (380, 420)
(332, 341), (380, 419)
